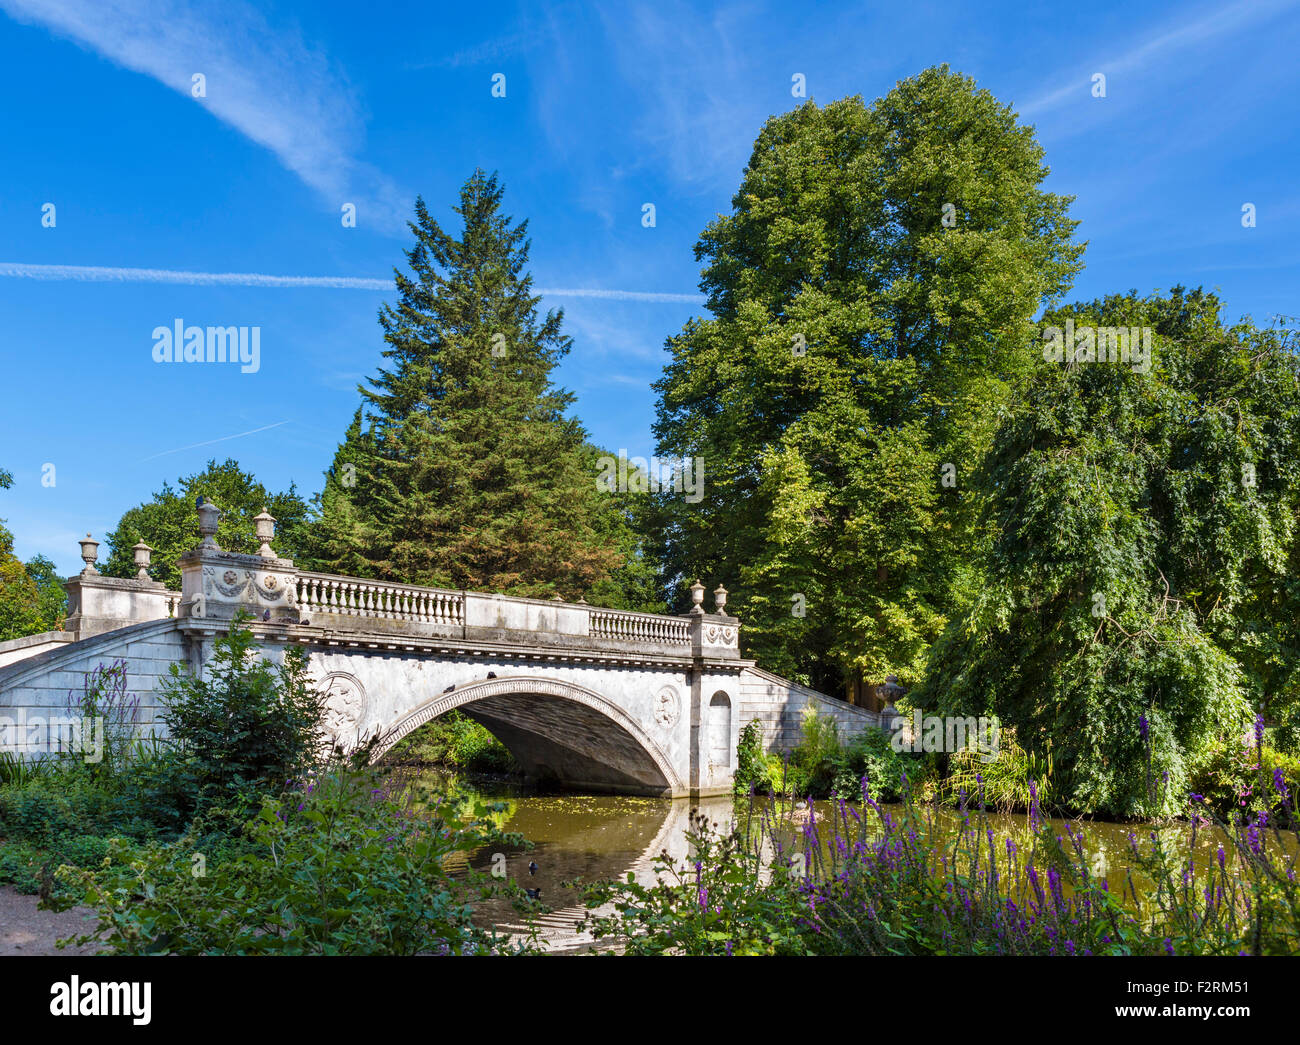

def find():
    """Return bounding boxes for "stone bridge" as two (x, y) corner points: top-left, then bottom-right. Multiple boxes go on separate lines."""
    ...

(0, 504), (884, 798)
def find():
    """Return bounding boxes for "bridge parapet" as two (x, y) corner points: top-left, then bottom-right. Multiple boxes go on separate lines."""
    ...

(55, 503), (739, 666)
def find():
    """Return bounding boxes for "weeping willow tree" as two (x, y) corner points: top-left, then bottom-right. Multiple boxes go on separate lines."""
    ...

(917, 289), (1300, 817)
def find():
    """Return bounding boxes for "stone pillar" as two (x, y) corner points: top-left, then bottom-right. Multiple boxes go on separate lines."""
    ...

(62, 534), (171, 639)
(684, 581), (741, 796)
(178, 501), (300, 624)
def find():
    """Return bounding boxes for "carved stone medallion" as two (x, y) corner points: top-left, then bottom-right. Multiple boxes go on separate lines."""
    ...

(654, 686), (680, 729)
(319, 672), (368, 750)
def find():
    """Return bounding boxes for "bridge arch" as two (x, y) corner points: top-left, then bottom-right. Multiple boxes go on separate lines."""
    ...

(374, 675), (686, 797)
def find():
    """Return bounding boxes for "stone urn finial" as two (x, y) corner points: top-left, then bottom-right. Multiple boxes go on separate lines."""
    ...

(689, 579), (705, 615)
(713, 584), (728, 615)
(880, 674), (906, 720)
(78, 533), (100, 576)
(196, 498), (222, 550)
(254, 508), (277, 559)
(132, 540), (153, 581)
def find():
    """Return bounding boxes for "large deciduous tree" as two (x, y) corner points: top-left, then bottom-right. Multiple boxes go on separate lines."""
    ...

(648, 67), (1084, 692)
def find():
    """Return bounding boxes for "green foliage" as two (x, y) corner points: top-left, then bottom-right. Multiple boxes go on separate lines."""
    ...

(771, 706), (916, 800)
(1188, 739), (1300, 822)
(157, 613), (325, 819)
(308, 171), (650, 603)
(387, 710), (517, 774)
(920, 291), (1299, 817)
(733, 720), (768, 794)
(22, 556), (67, 630)
(57, 768), (535, 955)
(942, 727), (1058, 813)
(0, 500), (65, 639)
(576, 809), (813, 955)
(99, 458), (314, 590)
(648, 67), (1084, 691)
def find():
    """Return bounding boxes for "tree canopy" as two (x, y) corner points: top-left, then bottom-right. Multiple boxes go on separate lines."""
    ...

(100, 459), (313, 589)
(648, 66), (1084, 691)
(915, 289), (1300, 816)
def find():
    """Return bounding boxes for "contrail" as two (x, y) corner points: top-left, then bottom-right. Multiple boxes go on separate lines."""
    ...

(0, 262), (388, 290)
(139, 420), (293, 462)
(0, 262), (704, 302)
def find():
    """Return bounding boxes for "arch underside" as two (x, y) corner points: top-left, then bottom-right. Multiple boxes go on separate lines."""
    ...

(378, 676), (682, 797)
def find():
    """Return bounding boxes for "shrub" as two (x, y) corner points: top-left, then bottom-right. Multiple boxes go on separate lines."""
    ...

(56, 767), (537, 955)
(1188, 738), (1300, 823)
(733, 721), (769, 795)
(157, 613), (325, 818)
(942, 727), (1059, 813)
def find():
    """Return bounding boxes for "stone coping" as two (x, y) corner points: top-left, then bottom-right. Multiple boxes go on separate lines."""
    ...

(0, 630), (74, 654)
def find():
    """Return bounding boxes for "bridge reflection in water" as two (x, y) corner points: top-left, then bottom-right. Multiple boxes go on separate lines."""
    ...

(417, 770), (735, 951)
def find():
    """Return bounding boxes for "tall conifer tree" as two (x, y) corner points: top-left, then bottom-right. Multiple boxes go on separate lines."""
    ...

(311, 171), (624, 597)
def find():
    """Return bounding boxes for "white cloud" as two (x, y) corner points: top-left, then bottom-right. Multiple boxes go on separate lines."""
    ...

(0, 0), (410, 227)
(1019, 0), (1300, 118)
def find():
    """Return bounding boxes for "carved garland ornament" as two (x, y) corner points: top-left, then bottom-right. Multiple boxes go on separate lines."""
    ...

(704, 624), (737, 646)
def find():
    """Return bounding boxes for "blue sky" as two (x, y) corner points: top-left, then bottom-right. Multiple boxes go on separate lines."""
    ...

(1, 0), (1297, 576)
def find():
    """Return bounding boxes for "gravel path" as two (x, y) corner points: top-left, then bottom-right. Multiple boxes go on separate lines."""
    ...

(0, 887), (102, 955)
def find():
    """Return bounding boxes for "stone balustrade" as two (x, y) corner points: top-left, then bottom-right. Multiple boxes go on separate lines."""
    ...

(589, 608), (691, 646)
(56, 502), (740, 663)
(296, 573), (464, 626)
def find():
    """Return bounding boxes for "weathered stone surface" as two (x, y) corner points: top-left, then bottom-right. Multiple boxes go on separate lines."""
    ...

(1, 546), (881, 794)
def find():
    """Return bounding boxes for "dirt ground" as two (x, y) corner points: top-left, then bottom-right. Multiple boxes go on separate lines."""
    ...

(0, 886), (102, 955)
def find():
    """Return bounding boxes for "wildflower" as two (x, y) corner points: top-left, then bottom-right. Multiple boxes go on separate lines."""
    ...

(1274, 768), (1289, 799)
(1139, 715), (1149, 741)
(1165, 938), (1175, 956)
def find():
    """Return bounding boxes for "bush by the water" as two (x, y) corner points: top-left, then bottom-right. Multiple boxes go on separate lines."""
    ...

(734, 708), (914, 801)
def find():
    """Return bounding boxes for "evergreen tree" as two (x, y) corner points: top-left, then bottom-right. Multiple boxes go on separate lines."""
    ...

(649, 68), (1084, 693)
(310, 171), (633, 599)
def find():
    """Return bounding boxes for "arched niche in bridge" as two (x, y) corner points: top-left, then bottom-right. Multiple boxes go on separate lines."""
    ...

(708, 691), (732, 778)
(373, 675), (686, 798)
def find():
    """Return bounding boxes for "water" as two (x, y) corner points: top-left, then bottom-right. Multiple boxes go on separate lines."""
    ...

(408, 769), (1298, 950)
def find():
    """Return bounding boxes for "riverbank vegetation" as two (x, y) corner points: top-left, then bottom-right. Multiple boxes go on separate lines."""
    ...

(578, 777), (1300, 955)
(0, 619), (535, 954)
(387, 711), (518, 776)
(739, 706), (1300, 829)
